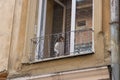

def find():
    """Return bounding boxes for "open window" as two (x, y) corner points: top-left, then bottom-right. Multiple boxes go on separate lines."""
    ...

(30, 0), (94, 61)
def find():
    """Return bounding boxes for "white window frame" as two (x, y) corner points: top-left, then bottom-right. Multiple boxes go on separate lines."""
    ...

(70, 0), (76, 54)
(35, 0), (47, 60)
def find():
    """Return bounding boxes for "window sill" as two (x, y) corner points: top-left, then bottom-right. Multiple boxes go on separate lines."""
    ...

(22, 51), (94, 65)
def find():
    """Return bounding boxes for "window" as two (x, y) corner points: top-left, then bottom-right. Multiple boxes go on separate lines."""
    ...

(77, 20), (86, 27)
(30, 0), (94, 61)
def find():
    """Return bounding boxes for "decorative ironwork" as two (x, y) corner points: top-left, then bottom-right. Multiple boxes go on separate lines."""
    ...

(30, 28), (93, 61)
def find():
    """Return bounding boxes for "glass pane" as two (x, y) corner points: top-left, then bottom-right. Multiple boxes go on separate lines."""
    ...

(76, 0), (93, 29)
(75, 0), (93, 54)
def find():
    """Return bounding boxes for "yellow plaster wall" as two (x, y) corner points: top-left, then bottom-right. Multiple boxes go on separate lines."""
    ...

(8, 0), (28, 74)
(0, 0), (15, 72)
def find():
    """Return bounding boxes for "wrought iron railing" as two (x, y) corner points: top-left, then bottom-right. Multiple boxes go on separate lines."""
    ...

(30, 28), (93, 61)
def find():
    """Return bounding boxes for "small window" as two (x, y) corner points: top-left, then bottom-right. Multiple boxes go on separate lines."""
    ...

(77, 20), (86, 27)
(76, 20), (86, 30)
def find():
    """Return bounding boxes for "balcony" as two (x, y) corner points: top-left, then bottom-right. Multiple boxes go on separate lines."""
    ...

(30, 28), (93, 62)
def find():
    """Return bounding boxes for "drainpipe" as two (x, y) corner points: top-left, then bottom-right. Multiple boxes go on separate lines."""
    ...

(110, 0), (119, 80)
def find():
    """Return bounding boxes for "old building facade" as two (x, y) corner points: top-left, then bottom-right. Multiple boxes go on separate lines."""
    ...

(0, 0), (112, 80)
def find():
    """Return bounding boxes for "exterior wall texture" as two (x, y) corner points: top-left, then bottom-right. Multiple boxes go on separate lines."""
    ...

(0, 0), (15, 72)
(0, 0), (16, 79)
(0, 0), (110, 79)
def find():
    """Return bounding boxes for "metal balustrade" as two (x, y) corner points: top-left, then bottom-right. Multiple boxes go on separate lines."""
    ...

(30, 28), (93, 61)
